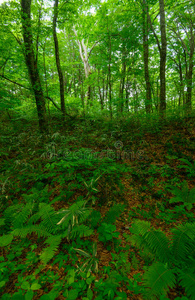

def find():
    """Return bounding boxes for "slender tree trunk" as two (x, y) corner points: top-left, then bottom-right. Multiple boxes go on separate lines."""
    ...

(107, 21), (112, 119)
(186, 29), (194, 112)
(98, 69), (104, 110)
(73, 30), (97, 106)
(53, 0), (66, 118)
(119, 57), (126, 113)
(178, 55), (184, 106)
(159, 0), (167, 116)
(105, 75), (108, 105)
(125, 91), (129, 112)
(21, 0), (48, 133)
(78, 65), (84, 108)
(143, 0), (152, 114)
(102, 76), (105, 103)
(43, 41), (50, 118)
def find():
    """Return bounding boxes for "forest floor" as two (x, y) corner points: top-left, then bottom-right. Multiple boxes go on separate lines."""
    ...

(0, 115), (195, 300)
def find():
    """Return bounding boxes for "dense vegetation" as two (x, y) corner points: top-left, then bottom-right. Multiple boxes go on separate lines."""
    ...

(0, 0), (195, 299)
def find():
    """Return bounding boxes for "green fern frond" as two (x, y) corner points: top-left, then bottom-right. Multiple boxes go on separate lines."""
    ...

(169, 181), (195, 209)
(38, 203), (58, 234)
(172, 222), (195, 262)
(130, 220), (170, 263)
(12, 225), (51, 238)
(13, 203), (34, 229)
(28, 203), (58, 232)
(40, 235), (62, 265)
(104, 204), (125, 224)
(143, 262), (176, 300)
(70, 224), (93, 239)
(130, 220), (152, 253)
(144, 230), (170, 263)
(4, 204), (21, 216)
(130, 220), (151, 236)
(178, 271), (195, 300)
(4, 204), (23, 227)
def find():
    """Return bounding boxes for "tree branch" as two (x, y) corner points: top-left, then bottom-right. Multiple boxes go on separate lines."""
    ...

(0, 74), (30, 89)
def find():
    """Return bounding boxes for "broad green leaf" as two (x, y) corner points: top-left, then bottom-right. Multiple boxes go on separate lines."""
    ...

(21, 281), (30, 290)
(0, 234), (13, 247)
(30, 283), (41, 290)
(25, 290), (34, 300)
(0, 281), (6, 288)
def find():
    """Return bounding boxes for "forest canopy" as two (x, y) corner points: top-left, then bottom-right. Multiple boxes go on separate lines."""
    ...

(0, 0), (194, 131)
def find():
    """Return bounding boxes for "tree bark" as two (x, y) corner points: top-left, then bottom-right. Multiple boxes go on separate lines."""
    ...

(73, 29), (97, 106)
(186, 28), (194, 112)
(159, 0), (167, 116)
(143, 0), (167, 116)
(53, 0), (66, 118)
(107, 20), (112, 119)
(119, 55), (126, 113)
(178, 54), (185, 106)
(98, 69), (104, 110)
(142, 0), (152, 114)
(21, 0), (48, 133)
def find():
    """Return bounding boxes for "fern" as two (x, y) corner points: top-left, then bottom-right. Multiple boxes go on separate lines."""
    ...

(12, 224), (51, 239)
(178, 159), (195, 178)
(70, 224), (93, 239)
(36, 203), (58, 234)
(172, 222), (195, 263)
(130, 220), (195, 299)
(13, 202), (34, 229)
(143, 262), (176, 300)
(3, 204), (23, 229)
(40, 235), (62, 265)
(130, 220), (170, 263)
(103, 204), (125, 224)
(169, 181), (195, 210)
(0, 199), (93, 265)
(178, 271), (195, 300)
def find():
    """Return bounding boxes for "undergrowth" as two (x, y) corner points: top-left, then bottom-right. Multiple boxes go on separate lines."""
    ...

(0, 111), (194, 299)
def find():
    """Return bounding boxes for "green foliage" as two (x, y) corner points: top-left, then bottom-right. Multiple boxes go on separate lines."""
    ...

(178, 159), (195, 178)
(143, 262), (176, 300)
(74, 242), (98, 273)
(0, 200), (93, 265)
(0, 234), (13, 246)
(98, 223), (119, 245)
(129, 220), (195, 299)
(103, 204), (125, 224)
(169, 181), (195, 210)
(88, 210), (101, 228)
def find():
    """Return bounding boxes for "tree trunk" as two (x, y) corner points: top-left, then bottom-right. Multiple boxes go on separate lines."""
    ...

(98, 69), (104, 110)
(159, 0), (167, 116)
(21, 0), (48, 133)
(119, 57), (126, 113)
(186, 29), (194, 112)
(43, 41), (50, 118)
(107, 20), (112, 119)
(143, 0), (152, 114)
(178, 54), (185, 106)
(53, 0), (66, 118)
